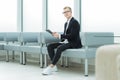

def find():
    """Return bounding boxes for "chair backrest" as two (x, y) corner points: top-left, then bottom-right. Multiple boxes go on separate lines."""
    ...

(80, 32), (114, 47)
(41, 32), (60, 44)
(0, 32), (6, 41)
(19, 32), (40, 43)
(4, 32), (20, 42)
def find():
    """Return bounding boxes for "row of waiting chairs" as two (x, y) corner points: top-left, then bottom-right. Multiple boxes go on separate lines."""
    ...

(0, 32), (114, 76)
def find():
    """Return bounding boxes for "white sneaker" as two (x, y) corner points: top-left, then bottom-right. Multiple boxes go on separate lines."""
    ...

(42, 66), (52, 75)
(52, 66), (58, 72)
(42, 66), (58, 75)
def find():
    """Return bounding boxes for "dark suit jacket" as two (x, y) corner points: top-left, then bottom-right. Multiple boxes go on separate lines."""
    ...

(61, 17), (82, 48)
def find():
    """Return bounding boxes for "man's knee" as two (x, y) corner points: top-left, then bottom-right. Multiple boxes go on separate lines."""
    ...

(47, 44), (51, 48)
(56, 46), (64, 53)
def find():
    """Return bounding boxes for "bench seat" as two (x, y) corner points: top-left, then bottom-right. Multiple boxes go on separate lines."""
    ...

(20, 46), (41, 53)
(62, 48), (97, 58)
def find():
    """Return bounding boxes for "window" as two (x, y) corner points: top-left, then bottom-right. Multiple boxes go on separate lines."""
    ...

(81, 0), (120, 32)
(48, 0), (74, 32)
(23, 0), (42, 32)
(81, 0), (120, 43)
(0, 0), (17, 32)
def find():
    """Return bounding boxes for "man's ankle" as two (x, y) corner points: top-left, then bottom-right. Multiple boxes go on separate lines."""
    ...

(49, 64), (55, 68)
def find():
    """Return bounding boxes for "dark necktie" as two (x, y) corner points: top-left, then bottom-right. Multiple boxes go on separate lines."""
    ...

(65, 22), (68, 35)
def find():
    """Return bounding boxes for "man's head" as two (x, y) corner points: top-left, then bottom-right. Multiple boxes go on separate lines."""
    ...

(63, 6), (72, 20)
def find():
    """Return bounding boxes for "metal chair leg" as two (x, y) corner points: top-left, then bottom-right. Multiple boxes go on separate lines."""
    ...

(65, 56), (69, 68)
(6, 51), (9, 62)
(23, 52), (26, 65)
(85, 58), (88, 76)
(20, 52), (23, 64)
(60, 56), (64, 67)
(40, 54), (43, 68)
(44, 54), (47, 67)
(12, 51), (15, 61)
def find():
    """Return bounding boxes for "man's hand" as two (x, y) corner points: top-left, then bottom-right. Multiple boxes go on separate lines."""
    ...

(52, 32), (59, 38)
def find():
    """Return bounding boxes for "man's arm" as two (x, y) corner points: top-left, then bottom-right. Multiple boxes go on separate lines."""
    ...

(61, 20), (80, 40)
(52, 32), (59, 38)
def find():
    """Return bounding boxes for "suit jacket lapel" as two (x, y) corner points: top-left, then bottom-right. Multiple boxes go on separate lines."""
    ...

(66, 17), (74, 33)
(64, 22), (67, 34)
(64, 17), (74, 34)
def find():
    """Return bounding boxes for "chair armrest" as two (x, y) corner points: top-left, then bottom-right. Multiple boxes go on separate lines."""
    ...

(96, 44), (120, 80)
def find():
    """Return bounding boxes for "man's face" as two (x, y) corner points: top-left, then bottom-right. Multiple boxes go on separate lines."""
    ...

(63, 8), (72, 19)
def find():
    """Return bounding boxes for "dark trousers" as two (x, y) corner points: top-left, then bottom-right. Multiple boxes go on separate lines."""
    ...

(47, 43), (72, 65)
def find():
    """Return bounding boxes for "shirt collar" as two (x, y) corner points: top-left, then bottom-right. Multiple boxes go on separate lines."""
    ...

(67, 17), (72, 23)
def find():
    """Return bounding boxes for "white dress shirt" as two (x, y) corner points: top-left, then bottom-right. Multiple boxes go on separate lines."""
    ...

(59, 17), (72, 43)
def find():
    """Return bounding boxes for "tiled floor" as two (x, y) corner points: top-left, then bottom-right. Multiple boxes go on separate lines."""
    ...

(0, 60), (95, 80)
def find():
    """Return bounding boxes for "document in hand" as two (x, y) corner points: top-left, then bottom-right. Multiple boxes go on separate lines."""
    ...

(46, 29), (53, 34)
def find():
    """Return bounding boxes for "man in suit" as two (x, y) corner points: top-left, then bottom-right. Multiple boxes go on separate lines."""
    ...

(42, 6), (82, 75)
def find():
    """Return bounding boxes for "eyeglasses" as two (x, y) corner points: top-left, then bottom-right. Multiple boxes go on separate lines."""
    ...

(62, 11), (70, 14)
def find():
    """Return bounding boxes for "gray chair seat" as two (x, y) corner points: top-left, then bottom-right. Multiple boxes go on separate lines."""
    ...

(20, 45), (41, 53)
(4, 44), (21, 51)
(41, 47), (48, 54)
(0, 44), (5, 50)
(62, 48), (97, 58)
